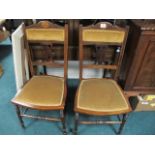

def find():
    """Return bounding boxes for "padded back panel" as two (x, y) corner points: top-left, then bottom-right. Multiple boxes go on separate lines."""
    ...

(83, 29), (125, 43)
(26, 28), (64, 41)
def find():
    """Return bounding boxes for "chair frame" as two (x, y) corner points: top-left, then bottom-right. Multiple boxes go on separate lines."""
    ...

(12, 21), (68, 134)
(73, 22), (131, 134)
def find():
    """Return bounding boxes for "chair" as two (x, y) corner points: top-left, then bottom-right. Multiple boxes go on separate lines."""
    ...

(11, 21), (68, 134)
(73, 22), (131, 134)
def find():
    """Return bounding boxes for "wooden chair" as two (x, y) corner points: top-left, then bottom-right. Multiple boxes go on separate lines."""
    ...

(11, 21), (68, 134)
(73, 22), (131, 134)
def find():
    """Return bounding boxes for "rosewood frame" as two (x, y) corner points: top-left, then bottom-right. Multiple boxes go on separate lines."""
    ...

(73, 22), (131, 134)
(12, 21), (68, 134)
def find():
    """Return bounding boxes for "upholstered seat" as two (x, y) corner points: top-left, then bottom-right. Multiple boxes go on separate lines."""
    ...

(12, 76), (65, 109)
(75, 79), (131, 115)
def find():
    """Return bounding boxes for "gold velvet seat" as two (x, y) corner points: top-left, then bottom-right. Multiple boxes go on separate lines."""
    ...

(73, 22), (131, 135)
(12, 76), (65, 109)
(11, 21), (68, 134)
(75, 79), (130, 115)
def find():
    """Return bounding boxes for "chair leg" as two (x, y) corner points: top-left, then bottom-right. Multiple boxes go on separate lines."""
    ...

(15, 105), (25, 128)
(117, 114), (128, 135)
(60, 110), (67, 135)
(117, 115), (121, 121)
(43, 66), (47, 75)
(73, 112), (79, 135)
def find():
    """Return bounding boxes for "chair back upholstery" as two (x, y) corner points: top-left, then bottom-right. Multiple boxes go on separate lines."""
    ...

(79, 22), (129, 81)
(24, 21), (68, 80)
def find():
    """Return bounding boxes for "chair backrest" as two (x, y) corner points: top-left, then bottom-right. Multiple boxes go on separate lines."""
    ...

(24, 21), (68, 80)
(79, 22), (129, 81)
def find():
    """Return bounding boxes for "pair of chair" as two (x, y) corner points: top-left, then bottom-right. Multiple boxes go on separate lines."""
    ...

(11, 21), (131, 134)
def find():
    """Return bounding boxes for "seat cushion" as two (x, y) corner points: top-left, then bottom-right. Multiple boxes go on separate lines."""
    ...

(75, 79), (131, 115)
(12, 76), (65, 109)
